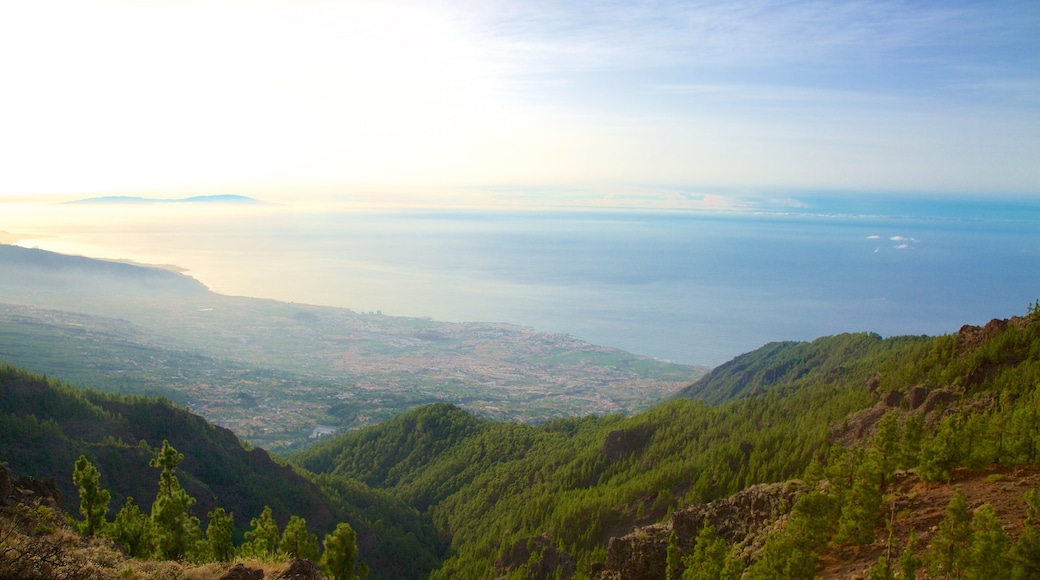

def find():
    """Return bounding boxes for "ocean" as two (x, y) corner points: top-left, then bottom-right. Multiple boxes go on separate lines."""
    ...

(7, 198), (1040, 366)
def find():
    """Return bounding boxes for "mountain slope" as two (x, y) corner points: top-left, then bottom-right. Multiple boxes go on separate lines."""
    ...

(0, 244), (207, 296)
(291, 310), (1040, 578)
(0, 364), (441, 578)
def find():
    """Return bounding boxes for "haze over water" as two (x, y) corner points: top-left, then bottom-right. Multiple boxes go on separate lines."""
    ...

(6, 196), (1039, 367)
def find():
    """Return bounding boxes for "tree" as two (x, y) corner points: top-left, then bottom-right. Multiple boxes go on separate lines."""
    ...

(242, 505), (281, 558)
(323, 522), (359, 580)
(72, 455), (110, 536)
(967, 503), (1009, 579)
(927, 488), (972, 578)
(149, 439), (200, 559)
(683, 523), (742, 580)
(867, 556), (895, 580)
(280, 515), (320, 560)
(666, 531), (681, 580)
(897, 529), (921, 579)
(834, 455), (883, 546)
(871, 412), (900, 489)
(1009, 489), (1040, 579)
(899, 414), (924, 470)
(206, 507), (235, 563)
(108, 496), (153, 558)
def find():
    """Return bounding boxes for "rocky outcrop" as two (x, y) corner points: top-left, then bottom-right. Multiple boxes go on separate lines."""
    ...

(590, 481), (805, 580)
(220, 563), (264, 580)
(956, 315), (1033, 355)
(274, 559), (322, 580)
(0, 464), (62, 508)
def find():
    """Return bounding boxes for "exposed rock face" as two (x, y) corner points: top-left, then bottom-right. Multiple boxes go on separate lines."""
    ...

(0, 464), (62, 508)
(956, 315), (1032, 355)
(590, 481), (805, 580)
(905, 385), (930, 410)
(881, 390), (904, 408)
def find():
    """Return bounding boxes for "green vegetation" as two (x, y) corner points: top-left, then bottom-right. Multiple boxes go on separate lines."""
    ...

(293, 311), (1040, 577)
(0, 364), (434, 578)
(5, 301), (1040, 578)
(59, 444), (364, 577)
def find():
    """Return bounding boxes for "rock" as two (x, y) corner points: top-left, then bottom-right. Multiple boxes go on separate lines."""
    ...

(591, 481), (805, 580)
(905, 386), (930, 410)
(275, 559), (322, 580)
(921, 390), (954, 415)
(881, 390), (904, 408)
(220, 563), (264, 580)
(13, 475), (62, 507)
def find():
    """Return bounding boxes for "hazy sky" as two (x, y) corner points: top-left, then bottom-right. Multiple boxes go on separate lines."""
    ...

(1, 0), (1038, 207)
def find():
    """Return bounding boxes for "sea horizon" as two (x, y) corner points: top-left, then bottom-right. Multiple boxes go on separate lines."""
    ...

(3, 195), (1039, 367)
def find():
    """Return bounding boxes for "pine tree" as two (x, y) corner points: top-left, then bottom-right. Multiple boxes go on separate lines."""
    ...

(918, 416), (962, 484)
(967, 503), (1009, 579)
(897, 529), (921, 579)
(834, 454), (883, 546)
(72, 455), (110, 536)
(242, 505), (281, 558)
(899, 415), (924, 470)
(108, 496), (153, 558)
(871, 412), (900, 489)
(1009, 489), (1040, 579)
(206, 507), (235, 563)
(665, 530), (681, 580)
(280, 515), (320, 560)
(682, 523), (742, 580)
(148, 440), (201, 560)
(323, 522), (359, 580)
(867, 556), (895, 580)
(926, 488), (972, 578)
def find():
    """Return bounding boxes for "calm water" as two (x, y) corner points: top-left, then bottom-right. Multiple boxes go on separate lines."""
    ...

(9, 202), (1040, 366)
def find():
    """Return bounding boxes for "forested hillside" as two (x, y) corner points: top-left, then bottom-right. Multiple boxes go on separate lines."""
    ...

(3, 307), (1040, 578)
(293, 309), (1040, 578)
(0, 365), (440, 578)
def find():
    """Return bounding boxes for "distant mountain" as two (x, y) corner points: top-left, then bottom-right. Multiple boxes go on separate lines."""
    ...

(0, 244), (208, 296)
(66, 194), (265, 204)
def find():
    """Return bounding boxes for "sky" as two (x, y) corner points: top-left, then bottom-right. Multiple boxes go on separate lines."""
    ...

(1, 0), (1038, 208)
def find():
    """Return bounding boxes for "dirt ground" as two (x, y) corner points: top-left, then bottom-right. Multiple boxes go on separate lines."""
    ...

(819, 464), (1040, 578)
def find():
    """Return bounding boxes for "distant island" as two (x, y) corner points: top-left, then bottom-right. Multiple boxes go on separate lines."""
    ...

(66, 194), (266, 205)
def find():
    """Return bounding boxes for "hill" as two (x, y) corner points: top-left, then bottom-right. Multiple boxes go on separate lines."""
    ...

(0, 365), (440, 578)
(290, 310), (1040, 578)
(0, 244), (208, 297)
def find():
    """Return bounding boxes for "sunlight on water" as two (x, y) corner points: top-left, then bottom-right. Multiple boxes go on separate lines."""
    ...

(3, 200), (1039, 366)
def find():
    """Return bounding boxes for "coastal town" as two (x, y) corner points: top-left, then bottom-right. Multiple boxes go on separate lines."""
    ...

(0, 300), (705, 452)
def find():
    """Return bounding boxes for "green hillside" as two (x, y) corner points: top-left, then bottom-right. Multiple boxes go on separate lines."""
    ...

(291, 310), (1040, 578)
(0, 365), (440, 578)
(4, 306), (1040, 578)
